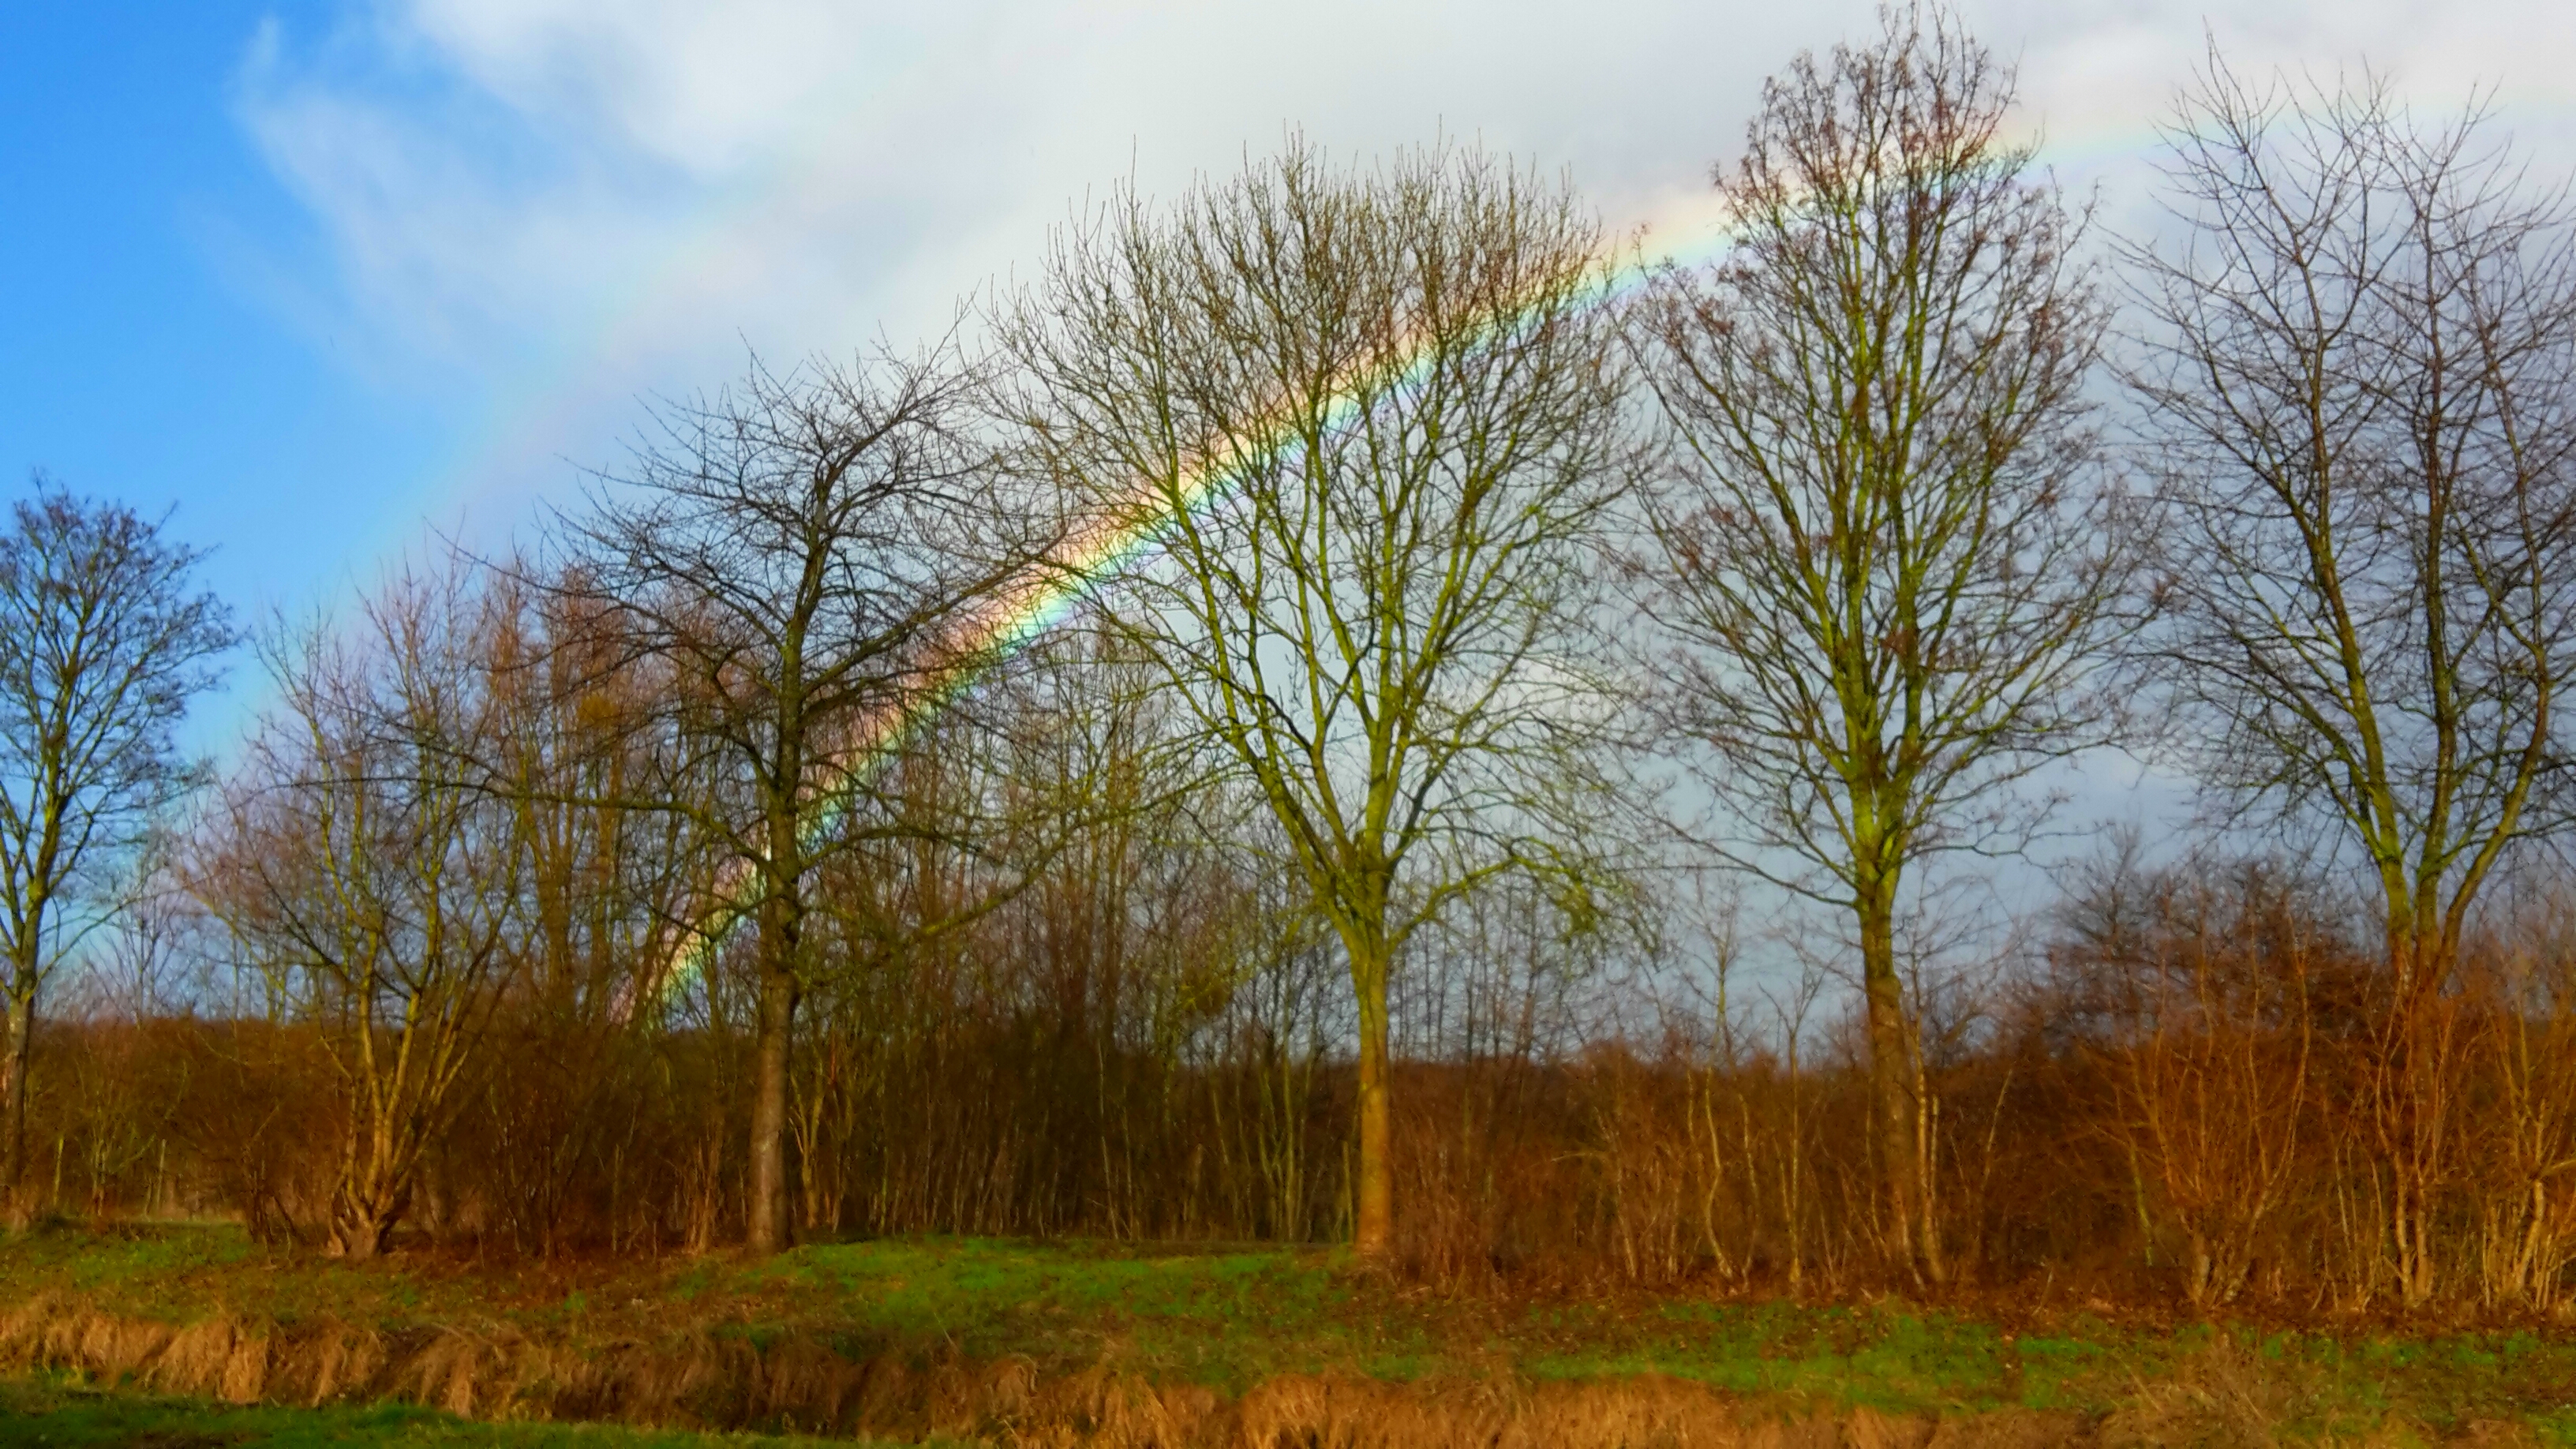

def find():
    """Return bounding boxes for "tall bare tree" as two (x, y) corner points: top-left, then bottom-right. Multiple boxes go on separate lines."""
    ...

(0, 478), (232, 1204)
(476, 567), (717, 1255)
(558, 345), (1048, 1253)
(199, 564), (526, 1257)
(2125, 58), (2576, 1303)
(999, 140), (1643, 1256)
(1634, 9), (2125, 1281)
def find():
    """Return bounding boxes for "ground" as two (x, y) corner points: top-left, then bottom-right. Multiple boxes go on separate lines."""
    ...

(0, 1224), (2570, 1444)
(0, 1376), (885, 1447)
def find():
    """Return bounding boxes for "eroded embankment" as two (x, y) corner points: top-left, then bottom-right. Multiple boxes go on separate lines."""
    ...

(0, 1291), (2525, 1448)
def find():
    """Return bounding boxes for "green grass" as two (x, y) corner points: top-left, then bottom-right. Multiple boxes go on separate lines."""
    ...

(0, 1374), (930, 1447)
(729, 1239), (2576, 1429)
(4, 1223), (2575, 1439)
(727, 1237), (1412, 1390)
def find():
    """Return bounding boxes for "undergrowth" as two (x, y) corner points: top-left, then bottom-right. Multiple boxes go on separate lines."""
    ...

(3, 1223), (2574, 1444)
(0, 1371), (932, 1446)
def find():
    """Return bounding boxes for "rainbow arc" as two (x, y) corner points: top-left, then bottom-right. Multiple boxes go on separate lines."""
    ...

(640, 216), (1747, 1010)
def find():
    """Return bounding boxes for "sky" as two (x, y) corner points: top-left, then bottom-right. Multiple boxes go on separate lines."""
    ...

(6, 0), (2576, 769)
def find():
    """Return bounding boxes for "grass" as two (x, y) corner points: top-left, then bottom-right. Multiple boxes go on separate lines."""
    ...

(722, 1238), (1414, 1390)
(3, 1222), (2575, 1441)
(0, 1372), (935, 1447)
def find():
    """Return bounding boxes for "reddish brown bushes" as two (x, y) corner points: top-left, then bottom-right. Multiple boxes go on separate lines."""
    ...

(24, 856), (2576, 1321)
(8, 571), (2568, 1316)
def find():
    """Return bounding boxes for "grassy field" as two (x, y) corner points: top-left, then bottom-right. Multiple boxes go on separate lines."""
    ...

(0, 1223), (2571, 1444)
(0, 1373), (908, 1447)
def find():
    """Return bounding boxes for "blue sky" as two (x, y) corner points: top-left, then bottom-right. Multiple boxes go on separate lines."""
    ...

(6, 0), (2574, 766)
(2, 4), (451, 647)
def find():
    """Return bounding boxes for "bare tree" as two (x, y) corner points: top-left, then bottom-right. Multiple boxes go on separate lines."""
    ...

(999, 139), (1643, 1256)
(200, 564), (523, 1257)
(474, 567), (718, 1255)
(1634, 9), (2126, 1282)
(2125, 57), (2576, 1303)
(2058, 847), (2323, 1308)
(0, 477), (232, 1204)
(556, 344), (1049, 1253)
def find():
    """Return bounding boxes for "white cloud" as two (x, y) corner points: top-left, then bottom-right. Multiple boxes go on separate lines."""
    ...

(230, 0), (2576, 522)
(201, 0), (2576, 945)
(401, 0), (928, 176)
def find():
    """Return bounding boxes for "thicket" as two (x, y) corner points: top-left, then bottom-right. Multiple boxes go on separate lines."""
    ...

(9, 9), (2576, 1320)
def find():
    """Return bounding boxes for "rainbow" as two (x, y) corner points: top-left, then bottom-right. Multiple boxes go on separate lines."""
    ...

(641, 142), (2170, 1005)
(366, 42), (2574, 1011)
(626, 121), (2203, 1012)
(638, 209), (1736, 1013)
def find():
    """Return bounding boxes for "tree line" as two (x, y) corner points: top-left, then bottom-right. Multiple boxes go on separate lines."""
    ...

(8, 9), (2576, 1315)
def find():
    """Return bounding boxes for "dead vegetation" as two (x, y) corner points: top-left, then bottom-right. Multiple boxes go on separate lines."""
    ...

(11, 1283), (2566, 1448)
(0, 1290), (2129, 1447)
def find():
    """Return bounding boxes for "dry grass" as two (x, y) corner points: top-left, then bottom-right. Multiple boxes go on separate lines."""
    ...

(0, 1291), (2150, 1447)
(5, 1233), (2570, 1446)
(13, 1288), (2566, 1448)
(2090, 1335), (2559, 1449)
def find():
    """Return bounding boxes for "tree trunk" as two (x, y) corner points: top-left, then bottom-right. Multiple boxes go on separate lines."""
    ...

(745, 753), (810, 1253)
(2, 981), (30, 1208)
(331, 1196), (397, 1260)
(747, 961), (799, 1253)
(328, 1133), (409, 1260)
(2383, 936), (2450, 1308)
(1350, 990), (1391, 1252)
(1354, 962), (1391, 1258)
(1857, 878), (1937, 1283)
(2358, 913), (2448, 1306)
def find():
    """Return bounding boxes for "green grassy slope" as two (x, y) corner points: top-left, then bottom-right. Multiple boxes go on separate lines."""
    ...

(2, 1225), (2573, 1441)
